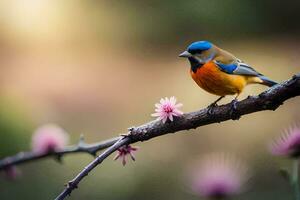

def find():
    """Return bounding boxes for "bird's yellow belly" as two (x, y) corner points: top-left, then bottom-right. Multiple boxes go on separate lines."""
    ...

(190, 62), (247, 96)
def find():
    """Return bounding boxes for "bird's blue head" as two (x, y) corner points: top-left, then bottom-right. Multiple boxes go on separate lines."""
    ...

(179, 41), (213, 57)
(187, 41), (212, 54)
(179, 41), (214, 72)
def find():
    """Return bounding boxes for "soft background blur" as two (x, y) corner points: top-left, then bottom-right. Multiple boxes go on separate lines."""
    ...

(0, 1), (300, 199)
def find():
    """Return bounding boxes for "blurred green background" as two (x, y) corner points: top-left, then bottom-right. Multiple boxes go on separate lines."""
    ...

(0, 0), (300, 199)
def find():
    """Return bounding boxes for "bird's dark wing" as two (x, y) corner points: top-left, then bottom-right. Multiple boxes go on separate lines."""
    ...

(214, 60), (262, 76)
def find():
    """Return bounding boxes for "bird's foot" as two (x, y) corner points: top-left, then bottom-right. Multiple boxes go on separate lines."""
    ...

(207, 102), (218, 115)
(207, 96), (225, 115)
(229, 99), (240, 120)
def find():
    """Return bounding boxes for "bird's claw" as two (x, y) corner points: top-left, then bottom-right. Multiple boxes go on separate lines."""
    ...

(207, 96), (225, 115)
(229, 99), (240, 120)
(207, 103), (217, 115)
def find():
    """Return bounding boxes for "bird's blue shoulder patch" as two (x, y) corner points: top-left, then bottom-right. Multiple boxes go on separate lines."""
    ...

(214, 61), (237, 74)
(187, 41), (212, 53)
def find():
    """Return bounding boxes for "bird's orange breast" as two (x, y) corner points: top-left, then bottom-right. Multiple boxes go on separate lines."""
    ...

(190, 61), (247, 96)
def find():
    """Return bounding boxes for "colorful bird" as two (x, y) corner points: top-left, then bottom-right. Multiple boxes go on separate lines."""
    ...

(179, 41), (277, 114)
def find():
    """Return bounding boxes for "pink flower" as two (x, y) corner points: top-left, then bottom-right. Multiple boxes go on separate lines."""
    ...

(270, 125), (300, 157)
(151, 96), (183, 123)
(114, 145), (138, 166)
(31, 124), (69, 154)
(4, 166), (20, 180)
(190, 153), (249, 199)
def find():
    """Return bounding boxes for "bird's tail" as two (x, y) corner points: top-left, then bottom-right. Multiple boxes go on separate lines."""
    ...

(258, 75), (278, 87)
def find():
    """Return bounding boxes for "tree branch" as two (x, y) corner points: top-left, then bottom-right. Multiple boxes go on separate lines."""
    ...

(128, 74), (300, 142)
(0, 136), (120, 170)
(55, 73), (300, 199)
(55, 137), (130, 200)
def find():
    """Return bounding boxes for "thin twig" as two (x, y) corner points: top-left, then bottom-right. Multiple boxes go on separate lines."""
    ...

(55, 137), (131, 200)
(55, 73), (300, 199)
(0, 137), (121, 170)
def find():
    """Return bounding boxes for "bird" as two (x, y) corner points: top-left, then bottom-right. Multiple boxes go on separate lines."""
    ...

(179, 41), (277, 114)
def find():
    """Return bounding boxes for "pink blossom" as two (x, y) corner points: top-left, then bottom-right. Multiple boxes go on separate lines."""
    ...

(270, 126), (300, 157)
(114, 145), (138, 166)
(151, 96), (183, 123)
(190, 153), (249, 199)
(31, 124), (69, 154)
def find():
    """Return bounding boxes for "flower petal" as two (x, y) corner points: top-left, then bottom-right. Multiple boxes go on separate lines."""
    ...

(173, 109), (183, 116)
(151, 113), (161, 117)
(155, 103), (161, 108)
(162, 117), (167, 124)
(175, 103), (183, 108)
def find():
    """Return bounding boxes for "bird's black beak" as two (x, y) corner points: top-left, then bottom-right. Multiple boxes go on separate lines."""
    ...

(179, 51), (192, 58)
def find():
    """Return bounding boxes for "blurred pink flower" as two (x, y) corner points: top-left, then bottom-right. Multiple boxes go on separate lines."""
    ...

(190, 153), (249, 199)
(114, 145), (138, 166)
(270, 125), (300, 157)
(151, 96), (183, 123)
(31, 124), (69, 154)
(4, 166), (20, 180)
